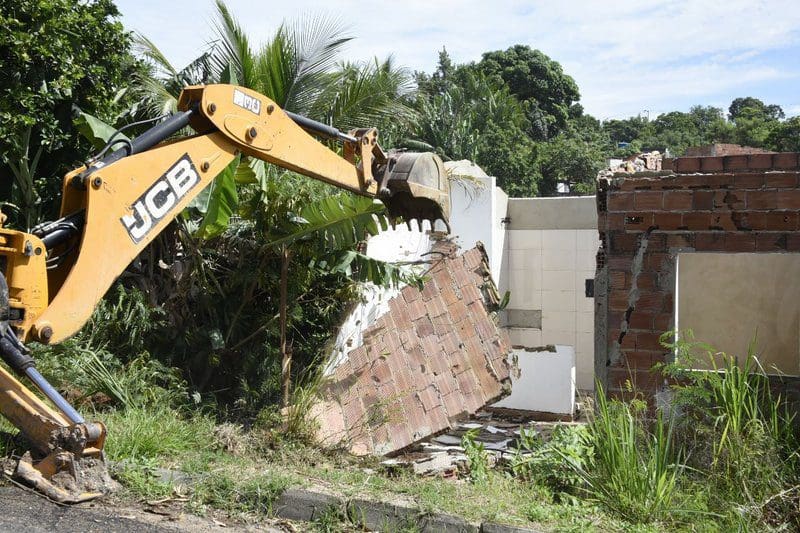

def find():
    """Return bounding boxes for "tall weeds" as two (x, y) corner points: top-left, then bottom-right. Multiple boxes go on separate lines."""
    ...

(660, 332), (799, 525)
(578, 385), (682, 524)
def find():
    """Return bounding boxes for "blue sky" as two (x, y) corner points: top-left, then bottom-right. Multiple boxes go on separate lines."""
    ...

(115, 0), (800, 120)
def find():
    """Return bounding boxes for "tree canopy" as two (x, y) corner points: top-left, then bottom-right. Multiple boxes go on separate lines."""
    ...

(0, 0), (136, 226)
(476, 45), (580, 141)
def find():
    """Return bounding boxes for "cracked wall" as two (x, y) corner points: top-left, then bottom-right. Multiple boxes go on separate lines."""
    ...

(310, 242), (513, 455)
(596, 152), (800, 397)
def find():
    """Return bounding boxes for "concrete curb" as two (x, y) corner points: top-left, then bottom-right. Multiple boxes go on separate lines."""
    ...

(273, 489), (344, 522)
(273, 487), (542, 532)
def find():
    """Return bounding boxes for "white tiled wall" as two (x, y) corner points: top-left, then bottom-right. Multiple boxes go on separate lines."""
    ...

(504, 227), (598, 391)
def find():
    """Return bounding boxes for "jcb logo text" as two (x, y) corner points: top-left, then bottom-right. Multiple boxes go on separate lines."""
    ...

(121, 154), (199, 243)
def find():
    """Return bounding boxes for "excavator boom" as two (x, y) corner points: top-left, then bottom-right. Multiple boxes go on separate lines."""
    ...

(0, 84), (450, 502)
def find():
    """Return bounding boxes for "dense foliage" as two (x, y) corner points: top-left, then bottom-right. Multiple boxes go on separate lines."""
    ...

(109, 1), (422, 413)
(3, 0), (798, 412)
(411, 48), (798, 197)
(601, 98), (793, 158)
(477, 45), (580, 141)
(0, 0), (137, 227)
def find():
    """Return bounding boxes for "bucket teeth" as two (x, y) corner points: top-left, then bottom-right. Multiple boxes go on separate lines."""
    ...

(387, 216), (450, 234)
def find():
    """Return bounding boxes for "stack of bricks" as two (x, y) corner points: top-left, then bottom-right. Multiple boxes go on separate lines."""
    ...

(310, 243), (513, 455)
(596, 152), (800, 398)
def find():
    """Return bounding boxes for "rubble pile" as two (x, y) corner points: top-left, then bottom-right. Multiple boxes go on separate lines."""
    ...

(382, 409), (588, 477)
(598, 151), (663, 179)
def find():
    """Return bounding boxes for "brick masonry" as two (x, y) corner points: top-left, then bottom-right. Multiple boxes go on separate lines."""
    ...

(684, 143), (775, 157)
(310, 242), (513, 455)
(596, 152), (800, 398)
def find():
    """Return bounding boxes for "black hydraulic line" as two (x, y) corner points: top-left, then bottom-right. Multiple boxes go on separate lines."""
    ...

(91, 113), (169, 162)
(37, 211), (85, 250)
(285, 111), (358, 143)
(0, 276), (84, 424)
(70, 106), (353, 189)
(0, 331), (84, 425)
(0, 273), (8, 338)
(97, 108), (196, 166)
(72, 108), (197, 188)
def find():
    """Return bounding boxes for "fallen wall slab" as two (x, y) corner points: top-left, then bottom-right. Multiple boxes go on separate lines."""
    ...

(311, 242), (513, 455)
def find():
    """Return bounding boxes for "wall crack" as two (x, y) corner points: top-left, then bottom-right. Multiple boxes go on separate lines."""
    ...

(609, 227), (653, 365)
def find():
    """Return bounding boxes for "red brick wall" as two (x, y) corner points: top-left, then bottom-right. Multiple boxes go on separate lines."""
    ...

(596, 153), (800, 397)
(684, 144), (775, 157)
(310, 243), (513, 455)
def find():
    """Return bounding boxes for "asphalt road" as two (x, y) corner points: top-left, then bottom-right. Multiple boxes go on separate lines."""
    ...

(0, 487), (284, 532)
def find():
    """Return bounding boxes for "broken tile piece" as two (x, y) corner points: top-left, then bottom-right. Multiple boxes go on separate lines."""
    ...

(432, 435), (463, 446)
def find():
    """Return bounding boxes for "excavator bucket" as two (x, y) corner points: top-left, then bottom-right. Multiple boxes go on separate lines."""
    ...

(380, 152), (451, 231)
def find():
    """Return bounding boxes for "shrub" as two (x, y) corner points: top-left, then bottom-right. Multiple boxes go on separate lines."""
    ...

(511, 423), (592, 499)
(659, 332), (800, 526)
(32, 339), (188, 410)
(462, 429), (489, 484)
(103, 404), (215, 461)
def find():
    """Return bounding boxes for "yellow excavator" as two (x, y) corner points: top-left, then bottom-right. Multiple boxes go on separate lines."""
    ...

(0, 84), (450, 502)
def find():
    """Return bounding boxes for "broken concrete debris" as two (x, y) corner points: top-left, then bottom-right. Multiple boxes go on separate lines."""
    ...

(599, 151), (663, 178)
(382, 411), (588, 477)
(309, 242), (513, 456)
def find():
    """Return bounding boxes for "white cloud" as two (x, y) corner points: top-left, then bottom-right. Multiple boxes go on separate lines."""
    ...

(117, 0), (800, 118)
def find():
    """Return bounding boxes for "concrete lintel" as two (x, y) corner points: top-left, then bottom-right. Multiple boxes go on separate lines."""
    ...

(506, 196), (597, 230)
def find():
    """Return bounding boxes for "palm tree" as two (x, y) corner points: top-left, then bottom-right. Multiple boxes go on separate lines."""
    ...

(124, 1), (422, 410)
(131, 34), (215, 117)
(134, 1), (416, 130)
(131, 0), (418, 235)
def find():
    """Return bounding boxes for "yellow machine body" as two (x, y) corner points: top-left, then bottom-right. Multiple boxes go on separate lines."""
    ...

(0, 84), (450, 502)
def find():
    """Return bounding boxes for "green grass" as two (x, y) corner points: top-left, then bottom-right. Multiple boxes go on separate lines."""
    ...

(8, 318), (796, 531)
(103, 405), (215, 461)
(190, 471), (292, 516)
(99, 409), (629, 531)
(112, 457), (174, 500)
(273, 446), (628, 530)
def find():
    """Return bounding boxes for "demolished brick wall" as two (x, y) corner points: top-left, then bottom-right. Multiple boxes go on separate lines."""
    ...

(685, 144), (776, 157)
(310, 242), (513, 455)
(595, 152), (800, 398)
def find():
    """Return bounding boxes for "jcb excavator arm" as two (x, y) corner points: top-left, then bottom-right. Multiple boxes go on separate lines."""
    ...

(0, 84), (450, 502)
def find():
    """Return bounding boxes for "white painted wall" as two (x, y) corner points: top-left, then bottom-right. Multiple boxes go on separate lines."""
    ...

(493, 187), (509, 295)
(492, 346), (576, 415)
(446, 161), (506, 281)
(328, 161), (499, 373)
(501, 198), (598, 392)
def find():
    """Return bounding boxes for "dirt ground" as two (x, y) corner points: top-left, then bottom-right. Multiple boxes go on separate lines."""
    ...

(0, 484), (288, 532)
